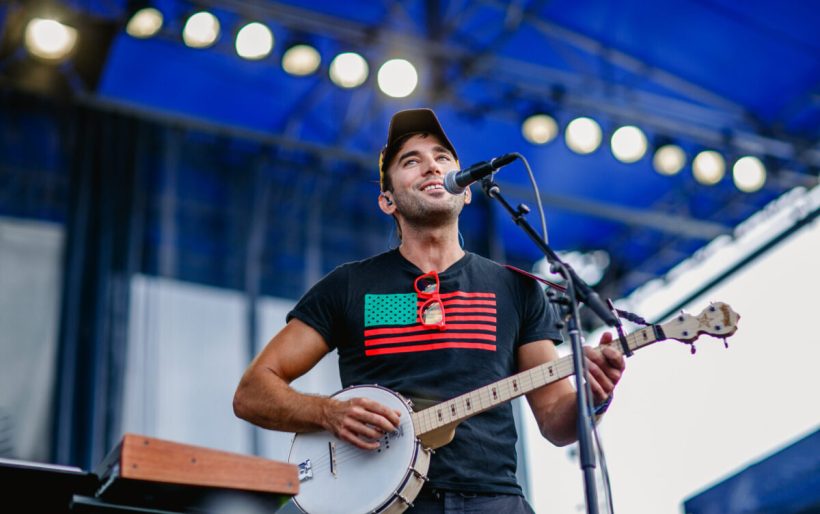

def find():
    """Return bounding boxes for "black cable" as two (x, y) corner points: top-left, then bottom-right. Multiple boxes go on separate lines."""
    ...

(519, 153), (616, 513)
(593, 416), (615, 514)
(514, 153), (548, 242)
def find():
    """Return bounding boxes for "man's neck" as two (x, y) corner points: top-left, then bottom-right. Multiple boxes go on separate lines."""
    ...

(398, 225), (464, 273)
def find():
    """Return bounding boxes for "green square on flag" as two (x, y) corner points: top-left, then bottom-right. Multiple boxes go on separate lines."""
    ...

(365, 293), (417, 327)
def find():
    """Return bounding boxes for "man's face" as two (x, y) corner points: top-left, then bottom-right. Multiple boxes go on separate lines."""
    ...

(384, 133), (470, 227)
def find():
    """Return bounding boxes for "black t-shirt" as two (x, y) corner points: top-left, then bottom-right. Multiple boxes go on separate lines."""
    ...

(287, 249), (563, 495)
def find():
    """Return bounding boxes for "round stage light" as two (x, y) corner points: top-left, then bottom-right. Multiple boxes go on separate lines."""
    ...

(522, 114), (559, 145)
(282, 44), (321, 76)
(610, 125), (648, 163)
(235, 22), (273, 60)
(377, 59), (418, 98)
(692, 150), (725, 185)
(24, 18), (78, 61)
(183, 11), (220, 49)
(653, 144), (686, 175)
(126, 7), (163, 38)
(565, 117), (602, 154)
(733, 156), (766, 192)
(329, 52), (368, 88)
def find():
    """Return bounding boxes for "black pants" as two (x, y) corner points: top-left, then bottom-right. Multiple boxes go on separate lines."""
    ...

(408, 488), (536, 514)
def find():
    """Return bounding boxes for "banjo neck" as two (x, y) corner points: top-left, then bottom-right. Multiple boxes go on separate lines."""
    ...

(411, 301), (739, 449)
(411, 351), (577, 448)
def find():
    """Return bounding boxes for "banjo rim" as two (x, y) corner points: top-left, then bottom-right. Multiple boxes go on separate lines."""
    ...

(290, 385), (431, 514)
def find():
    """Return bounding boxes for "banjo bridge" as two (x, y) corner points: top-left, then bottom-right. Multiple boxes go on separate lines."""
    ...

(329, 441), (337, 478)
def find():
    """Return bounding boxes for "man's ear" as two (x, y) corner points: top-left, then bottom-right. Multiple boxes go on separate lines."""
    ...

(379, 192), (396, 214)
(464, 186), (472, 205)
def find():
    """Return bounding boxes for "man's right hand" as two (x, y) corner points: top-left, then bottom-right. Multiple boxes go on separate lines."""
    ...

(322, 397), (402, 450)
(233, 320), (403, 449)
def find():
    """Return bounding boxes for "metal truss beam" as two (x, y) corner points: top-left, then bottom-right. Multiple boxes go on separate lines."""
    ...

(194, 0), (820, 169)
(495, 181), (732, 241)
(81, 92), (734, 241)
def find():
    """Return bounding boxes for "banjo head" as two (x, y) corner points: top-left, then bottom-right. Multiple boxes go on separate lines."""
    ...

(289, 385), (426, 514)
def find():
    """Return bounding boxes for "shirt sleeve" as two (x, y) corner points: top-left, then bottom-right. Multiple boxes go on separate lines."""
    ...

(286, 265), (350, 350)
(517, 275), (564, 347)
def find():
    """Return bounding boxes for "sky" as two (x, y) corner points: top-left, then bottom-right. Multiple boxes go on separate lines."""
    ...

(522, 185), (820, 513)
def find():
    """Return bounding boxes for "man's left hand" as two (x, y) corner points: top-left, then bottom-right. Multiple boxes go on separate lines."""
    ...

(583, 332), (626, 406)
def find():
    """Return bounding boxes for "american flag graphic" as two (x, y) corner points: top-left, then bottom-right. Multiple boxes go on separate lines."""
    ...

(363, 291), (497, 356)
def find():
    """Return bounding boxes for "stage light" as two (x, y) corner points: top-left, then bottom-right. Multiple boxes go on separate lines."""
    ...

(653, 144), (686, 175)
(565, 117), (602, 154)
(24, 18), (78, 61)
(126, 7), (163, 38)
(282, 43), (321, 76)
(692, 150), (725, 185)
(377, 58), (418, 98)
(235, 22), (273, 60)
(522, 114), (558, 145)
(610, 125), (647, 163)
(329, 52), (368, 88)
(733, 156), (766, 192)
(182, 11), (220, 49)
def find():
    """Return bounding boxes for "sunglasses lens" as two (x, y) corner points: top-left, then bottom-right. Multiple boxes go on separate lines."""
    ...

(421, 301), (443, 325)
(415, 272), (444, 328)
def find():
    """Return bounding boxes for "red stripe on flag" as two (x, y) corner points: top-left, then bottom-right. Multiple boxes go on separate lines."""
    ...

(448, 315), (497, 323)
(366, 342), (496, 356)
(439, 323), (495, 331)
(446, 307), (496, 314)
(437, 291), (496, 299)
(365, 325), (426, 337)
(441, 299), (496, 306)
(365, 331), (496, 346)
(417, 299), (496, 308)
(365, 323), (495, 337)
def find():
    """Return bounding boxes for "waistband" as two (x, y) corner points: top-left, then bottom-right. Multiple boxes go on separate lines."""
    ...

(416, 487), (513, 501)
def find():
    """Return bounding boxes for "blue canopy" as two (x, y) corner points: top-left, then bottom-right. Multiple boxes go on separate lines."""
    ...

(1, 0), (818, 314)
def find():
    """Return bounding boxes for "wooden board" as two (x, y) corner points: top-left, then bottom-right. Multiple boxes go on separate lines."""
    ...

(92, 434), (299, 514)
(96, 433), (298, 496)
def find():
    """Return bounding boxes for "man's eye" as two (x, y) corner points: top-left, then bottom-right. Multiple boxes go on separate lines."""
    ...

(437, 155), (452, 162)
(403, 158), (418, 166)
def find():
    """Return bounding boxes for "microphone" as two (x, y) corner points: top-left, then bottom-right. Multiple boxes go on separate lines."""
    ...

(443, 153), (518, 194)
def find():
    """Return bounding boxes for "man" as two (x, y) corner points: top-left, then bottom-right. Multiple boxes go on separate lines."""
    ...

(233, 108), (625, 513)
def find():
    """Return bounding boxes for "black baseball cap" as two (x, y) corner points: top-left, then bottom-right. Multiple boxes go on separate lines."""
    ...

(379, 108), (458, 190)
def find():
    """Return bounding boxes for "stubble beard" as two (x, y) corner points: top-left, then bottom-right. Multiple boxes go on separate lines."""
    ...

(392, 190), (466, 231)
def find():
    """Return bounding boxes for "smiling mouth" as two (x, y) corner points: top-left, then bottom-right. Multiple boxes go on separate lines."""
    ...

(421, 184), (445, 192)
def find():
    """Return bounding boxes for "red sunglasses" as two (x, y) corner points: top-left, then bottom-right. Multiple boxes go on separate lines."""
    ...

(414, 271), (446, 330)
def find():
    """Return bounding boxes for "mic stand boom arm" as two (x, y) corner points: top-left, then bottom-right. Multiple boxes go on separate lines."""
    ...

(480, 176), (620, 514)
(479, 177), (620, 327)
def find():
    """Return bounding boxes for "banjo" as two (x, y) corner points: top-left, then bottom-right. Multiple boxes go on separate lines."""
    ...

(288, 302), (739, 514)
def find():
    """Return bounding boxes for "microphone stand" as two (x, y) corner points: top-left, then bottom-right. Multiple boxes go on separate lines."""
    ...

(480, 176), (621, 514)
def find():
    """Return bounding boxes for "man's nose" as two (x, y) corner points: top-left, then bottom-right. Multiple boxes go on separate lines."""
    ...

(424, 157), (444, 175)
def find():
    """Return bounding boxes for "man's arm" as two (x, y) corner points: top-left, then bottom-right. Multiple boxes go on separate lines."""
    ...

(232, 318), (401, 450)
(519, 332), (625, 447)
